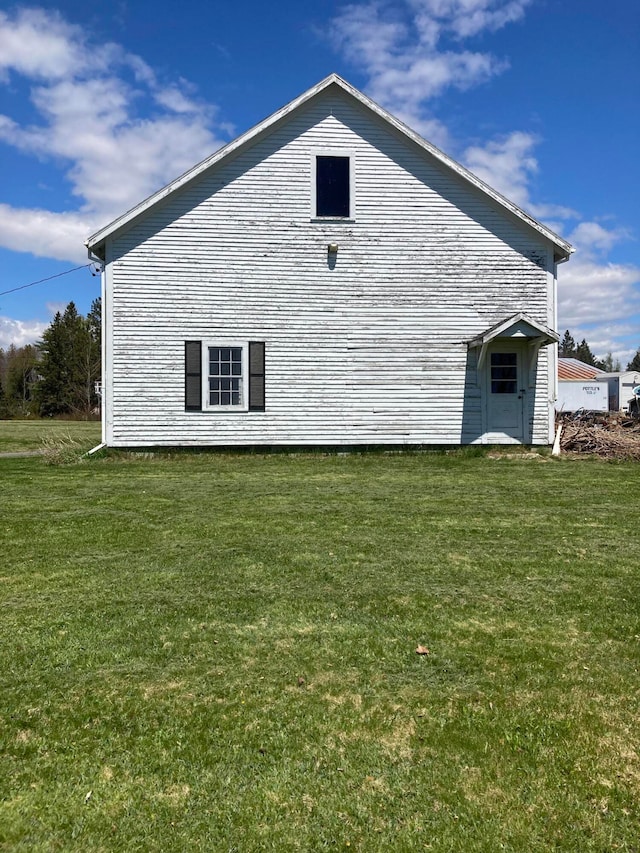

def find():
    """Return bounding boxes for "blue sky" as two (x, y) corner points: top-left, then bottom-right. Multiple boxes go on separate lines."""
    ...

(0, 0), (638, 362)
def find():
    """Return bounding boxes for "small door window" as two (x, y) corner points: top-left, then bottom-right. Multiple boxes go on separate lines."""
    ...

(490, 352), (517, 394)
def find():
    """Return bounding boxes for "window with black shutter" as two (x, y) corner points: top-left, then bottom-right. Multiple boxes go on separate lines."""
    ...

(185, 340), (265, 412)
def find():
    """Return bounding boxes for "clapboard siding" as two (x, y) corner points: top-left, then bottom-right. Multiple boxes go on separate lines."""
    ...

(102, 86), (559, 446)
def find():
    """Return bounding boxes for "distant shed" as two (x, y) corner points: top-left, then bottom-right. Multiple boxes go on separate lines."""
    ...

(595, 371), (640, 412)
(558, 358), (604, 381)
(556, 381), (608, 413)
(557, 359), (607, 412)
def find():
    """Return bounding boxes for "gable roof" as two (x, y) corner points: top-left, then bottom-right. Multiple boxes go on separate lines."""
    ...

(468, 312), (559, 349)
(86, 74), (573, 262)
(468, 312), (559, 371)
(558, 358), (606, 380)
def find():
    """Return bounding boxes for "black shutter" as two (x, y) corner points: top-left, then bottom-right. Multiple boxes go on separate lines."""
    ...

(185, 341), (202, 411)
(248, 342), (265, 411)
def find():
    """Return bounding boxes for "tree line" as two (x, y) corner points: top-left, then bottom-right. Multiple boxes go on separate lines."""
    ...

(0, 300), (101, 419)
(559, 330), (640, 373)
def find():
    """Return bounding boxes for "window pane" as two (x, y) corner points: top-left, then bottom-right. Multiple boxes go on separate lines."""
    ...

(492, 366), (517, 380)
(491, 353), (517, 366)
(208, 346), (243, 406)
(491, 352), (517, 393)
(492, 381), (517, 394)
(316, 156), (350, 217)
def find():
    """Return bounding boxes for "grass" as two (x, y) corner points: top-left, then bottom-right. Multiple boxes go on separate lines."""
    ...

(1, 447), (639, 851)
(0, 419), (101, 454)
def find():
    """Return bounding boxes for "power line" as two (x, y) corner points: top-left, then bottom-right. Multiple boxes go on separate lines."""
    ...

(0, 263), (95, 298)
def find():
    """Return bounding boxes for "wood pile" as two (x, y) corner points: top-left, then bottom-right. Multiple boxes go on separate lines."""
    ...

(557, 412), (640, 460)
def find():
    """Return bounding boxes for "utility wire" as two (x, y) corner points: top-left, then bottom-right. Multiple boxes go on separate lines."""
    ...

(0, 263), (94, 298)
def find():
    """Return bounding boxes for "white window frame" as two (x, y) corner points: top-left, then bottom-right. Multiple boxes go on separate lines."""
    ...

(310, 148), (356, 221)
(202, 340), (249, 412)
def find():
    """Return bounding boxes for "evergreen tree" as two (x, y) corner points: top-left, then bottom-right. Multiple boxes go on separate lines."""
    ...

(575, 338), (596, 366)
(37, 311), (70, 416)
(0, 348), (5, 417)
(627, 348), (640, 372)
(6, 345), (38, 415)
(87, 297), (101, 345)
(86, 297), (102, 406)
(64, 302), (94, 415)
(595, 352), (621, 373)
(36, 301), (101, 417)
(0, 344), (38, 417)
(559, 330), (576, 357)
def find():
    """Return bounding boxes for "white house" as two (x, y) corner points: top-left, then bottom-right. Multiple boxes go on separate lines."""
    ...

(86, 74), (572, 449)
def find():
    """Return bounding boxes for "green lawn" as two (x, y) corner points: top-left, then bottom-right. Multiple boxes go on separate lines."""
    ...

(0, 419), (101, 453)
(1, 449), (639, 851)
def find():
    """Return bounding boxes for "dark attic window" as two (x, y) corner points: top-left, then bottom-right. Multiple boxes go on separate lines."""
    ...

(316, 155), (350, 218)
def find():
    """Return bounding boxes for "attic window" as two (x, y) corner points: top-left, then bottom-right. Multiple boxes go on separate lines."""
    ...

(314, 154), (352, 218)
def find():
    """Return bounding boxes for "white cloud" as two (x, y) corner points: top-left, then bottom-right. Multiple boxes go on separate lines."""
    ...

(331, 0), (528, 143)
(0, 315), (48, 348)
(0, 8), (87, 80)
(558, 256), (640, 328)
(0, 204), (98, 262)
(410, 0), (531, 39)
(0, 6), (229, 265)
(568, 221), (630, 256)
(557, 221), (640, 356)
(463, 132), (577, 220)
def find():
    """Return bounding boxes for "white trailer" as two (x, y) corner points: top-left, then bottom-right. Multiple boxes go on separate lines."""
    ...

(556, 380), (608, 413)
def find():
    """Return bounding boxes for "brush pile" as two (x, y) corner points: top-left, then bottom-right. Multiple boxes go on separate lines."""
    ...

(557, 412), (640, 460)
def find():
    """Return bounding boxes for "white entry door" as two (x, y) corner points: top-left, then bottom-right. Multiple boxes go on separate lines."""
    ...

(486, 345), (525, 442)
